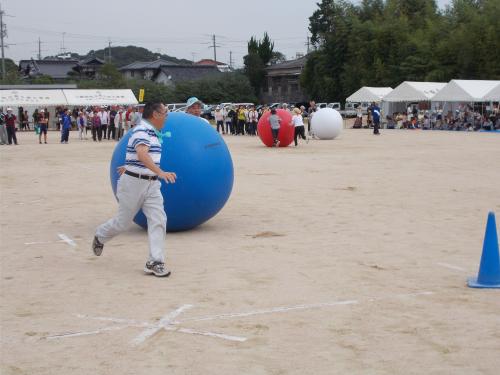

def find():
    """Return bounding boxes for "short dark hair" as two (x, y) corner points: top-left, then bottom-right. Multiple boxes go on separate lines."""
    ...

(143, 102), (164, 120)
(271, 108), (277, 114)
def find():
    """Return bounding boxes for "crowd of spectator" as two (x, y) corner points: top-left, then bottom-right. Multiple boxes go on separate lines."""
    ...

(0, 105), (144, 145)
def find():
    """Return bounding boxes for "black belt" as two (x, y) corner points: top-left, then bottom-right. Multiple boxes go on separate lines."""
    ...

(124, 170), (158, 181)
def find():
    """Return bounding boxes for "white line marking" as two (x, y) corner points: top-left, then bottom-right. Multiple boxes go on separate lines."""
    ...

(131, 305), (193, 345)
(169, 327), (247, 342)
(57, 234), (77, 247)
(46, 291), (435, 344)
(436, 262), (467, 272)
(25, 238), (82, 246)
(75, 314), (148, 326)
(177, 299), (358, 324)
(45, 325), (127, 340)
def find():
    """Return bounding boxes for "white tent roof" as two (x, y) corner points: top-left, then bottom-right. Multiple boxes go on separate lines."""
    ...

(346, 87), (393, 102)
(63, 89), (138, 106)
(482, 83), (500, 101)
(382, 81), (446, 102)
(432, 80), (500, 102)
(0, 89), (67, 107)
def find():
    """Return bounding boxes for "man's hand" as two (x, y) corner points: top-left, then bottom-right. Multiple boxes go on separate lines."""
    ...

(117, 166), (126, 175)
(159, 171), (177, 184)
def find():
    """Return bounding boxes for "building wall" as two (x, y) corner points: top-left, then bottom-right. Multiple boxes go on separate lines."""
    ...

(260, 74), (307, 104)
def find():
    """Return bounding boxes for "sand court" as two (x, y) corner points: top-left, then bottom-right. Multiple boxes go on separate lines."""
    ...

(1, 129), (500, 374)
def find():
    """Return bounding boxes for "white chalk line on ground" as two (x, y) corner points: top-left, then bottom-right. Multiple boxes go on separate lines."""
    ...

(43, 291), (434, 345)
(436, 262), (468, 272)
(176, 299), (359, 324)
(130, 304), (193, 345)
(57, 234), (77, 247)
(45, 305), (247, 344)
(25, 235), (80, 247)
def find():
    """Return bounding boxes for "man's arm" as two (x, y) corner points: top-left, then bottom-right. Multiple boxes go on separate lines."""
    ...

(135, 144), (176, 183)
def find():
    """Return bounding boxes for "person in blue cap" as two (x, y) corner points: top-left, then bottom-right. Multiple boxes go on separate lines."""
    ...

(186, 97), (209, 123)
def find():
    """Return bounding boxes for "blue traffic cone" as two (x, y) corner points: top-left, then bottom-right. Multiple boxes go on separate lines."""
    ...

(467, 212), (500, 288)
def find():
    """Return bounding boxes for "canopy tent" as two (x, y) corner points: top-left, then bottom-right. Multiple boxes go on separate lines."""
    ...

(382, 81), (446, 102)
(431, 80), (500, 102)
(482, 84), (500, 101)
(0, 89), (68, 107)
(62, 89), (138, 106)
(346, 87), (393, 103)
(0, 88), (138, 107)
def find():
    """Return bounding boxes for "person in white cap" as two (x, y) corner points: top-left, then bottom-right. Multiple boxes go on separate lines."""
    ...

(185, 97), (209, 123)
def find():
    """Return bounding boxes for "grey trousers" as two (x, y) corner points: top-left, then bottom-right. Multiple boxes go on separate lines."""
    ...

(96, 173), (167, 263)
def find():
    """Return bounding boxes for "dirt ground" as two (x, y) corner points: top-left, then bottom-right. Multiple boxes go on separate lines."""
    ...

(1, 128), (500, 375)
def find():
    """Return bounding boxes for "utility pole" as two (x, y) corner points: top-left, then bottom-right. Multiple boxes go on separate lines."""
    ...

(38, 37), (41, 60)
(191, 52), (196, 63)
(60, 32), (66, 55)
(108, 39), (112, 63)
(212, 34), (217, 62)
(0, 4), (6, 80)
(229, 51), (233, 70)
(305, 36), (310, 54)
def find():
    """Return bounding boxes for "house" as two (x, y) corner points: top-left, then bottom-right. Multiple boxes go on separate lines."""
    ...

(120, 60), (221, 86)
(18, 59), (79, 81)
(72, 56), (105, 79)
(153, 65), (221, 86)
(261, 56), (308, 104)
(119, 59), (179, 80)
(194, 59), (231, 72)
(18, 57), (104, 80)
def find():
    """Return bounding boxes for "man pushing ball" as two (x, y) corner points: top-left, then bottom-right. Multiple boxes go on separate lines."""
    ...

(92, 102), (176, 277)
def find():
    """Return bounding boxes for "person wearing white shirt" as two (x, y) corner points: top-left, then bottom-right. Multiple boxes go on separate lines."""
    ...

(214, 106), (224, 134)
(247, 106), (259, 136)
(98, 108), (109, 141)
(292, 107), (307, 146)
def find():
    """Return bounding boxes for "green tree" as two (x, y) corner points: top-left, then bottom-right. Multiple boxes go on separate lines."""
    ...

(0, 59), (22, 84)
(244, 33), (279, 96)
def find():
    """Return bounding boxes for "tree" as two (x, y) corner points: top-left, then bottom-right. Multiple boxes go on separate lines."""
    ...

(244, 33), (280, 96)
(0, 59), (22, 84)
(301, 0), (500, 101)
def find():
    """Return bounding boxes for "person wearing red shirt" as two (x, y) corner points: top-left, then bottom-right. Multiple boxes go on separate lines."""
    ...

(5, 108), (18, 145)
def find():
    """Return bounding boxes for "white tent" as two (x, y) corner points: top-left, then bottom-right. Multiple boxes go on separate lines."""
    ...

(482, 84), (500, 101)
(0, 89), (67, 107)
(63, 89), (138, 106)
(432, 80), (500, 102)
(382, 81), (446, 102)
(346, 87), (393, 103)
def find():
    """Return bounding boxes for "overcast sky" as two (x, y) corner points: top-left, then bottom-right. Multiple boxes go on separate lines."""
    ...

(3, 0), (451, 67)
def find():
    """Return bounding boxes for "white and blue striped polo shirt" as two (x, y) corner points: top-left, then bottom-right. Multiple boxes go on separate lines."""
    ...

(125, 119), (162, 176)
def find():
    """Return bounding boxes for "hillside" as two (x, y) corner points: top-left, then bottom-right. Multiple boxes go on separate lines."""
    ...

(45, 45), (193, 67)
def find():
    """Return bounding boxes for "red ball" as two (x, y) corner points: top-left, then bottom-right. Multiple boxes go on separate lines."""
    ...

(257, 109), (294, 147)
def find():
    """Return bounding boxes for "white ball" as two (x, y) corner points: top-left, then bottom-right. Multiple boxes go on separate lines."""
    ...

(311, 108), (343, 140)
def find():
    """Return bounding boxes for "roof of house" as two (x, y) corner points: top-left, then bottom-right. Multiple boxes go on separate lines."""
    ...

(195, 59), (227, 66)
(79, 56), (105, 65)
(154, 65), (221, 82)
(18, 59), (79, 79)
(119, 59), (179, 71)
(265, 56), (307, 71)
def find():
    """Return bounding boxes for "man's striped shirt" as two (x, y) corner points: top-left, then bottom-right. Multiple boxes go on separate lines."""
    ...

(125, 119), (161, 176)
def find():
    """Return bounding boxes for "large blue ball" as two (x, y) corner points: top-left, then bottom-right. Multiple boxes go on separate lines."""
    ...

(110, 112), (234, 232)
